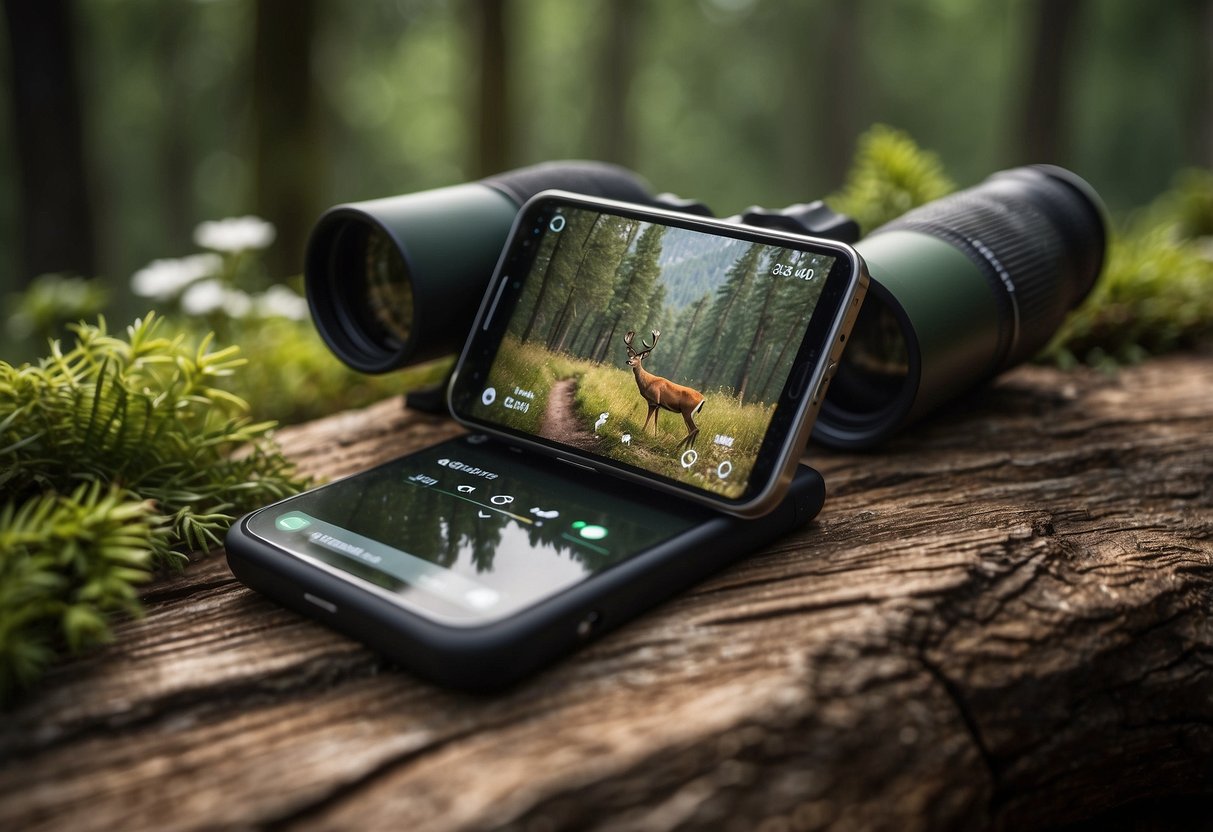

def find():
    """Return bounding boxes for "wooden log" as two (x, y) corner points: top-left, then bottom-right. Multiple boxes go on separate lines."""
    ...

(1, 354), (1211, 830)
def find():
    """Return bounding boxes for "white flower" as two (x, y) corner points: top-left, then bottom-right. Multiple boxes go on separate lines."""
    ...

(194, 216), (277, 253)
(181, 280), (259, 319)
(180, 279), (229, 315)
(131, 253), (222, 300)
(255, 284), (310, 320)
(222, 289), (254, 319)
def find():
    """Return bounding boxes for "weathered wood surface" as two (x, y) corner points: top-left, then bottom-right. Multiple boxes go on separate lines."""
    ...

(2, 354), (1212, 831)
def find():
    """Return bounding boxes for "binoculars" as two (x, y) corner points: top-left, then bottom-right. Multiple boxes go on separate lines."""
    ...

(305, 160), (1106, 449)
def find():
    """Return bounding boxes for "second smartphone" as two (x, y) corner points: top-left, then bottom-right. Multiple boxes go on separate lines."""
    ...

(449, 191), (868, 517)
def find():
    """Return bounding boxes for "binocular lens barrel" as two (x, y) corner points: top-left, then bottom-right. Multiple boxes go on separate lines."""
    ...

(306, 162), (655, 373)
(306, 184), (519, 372)
(815, 165), (1107, 448)
(306, 159), (1106, 451)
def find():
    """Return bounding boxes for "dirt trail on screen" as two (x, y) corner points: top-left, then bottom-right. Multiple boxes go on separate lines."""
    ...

(540, 378), (597, 448)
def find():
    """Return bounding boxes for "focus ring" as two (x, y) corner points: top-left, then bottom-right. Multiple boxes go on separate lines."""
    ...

(873, 189), (1069, 370)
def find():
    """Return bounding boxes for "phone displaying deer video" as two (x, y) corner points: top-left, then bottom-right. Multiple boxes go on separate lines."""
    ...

(449, 192), (868, 516)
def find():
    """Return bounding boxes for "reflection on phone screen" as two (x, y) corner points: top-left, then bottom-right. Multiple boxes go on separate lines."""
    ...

(246, 435), (708, 625)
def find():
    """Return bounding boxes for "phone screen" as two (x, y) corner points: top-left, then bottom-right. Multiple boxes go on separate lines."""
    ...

(243, 435), (709, 626)
(450, 194), (857, 507)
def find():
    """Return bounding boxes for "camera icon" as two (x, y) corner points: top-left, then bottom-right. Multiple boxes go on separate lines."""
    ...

(481, 387), (497, 406)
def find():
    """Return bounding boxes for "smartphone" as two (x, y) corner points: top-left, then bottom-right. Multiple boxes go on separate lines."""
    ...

(447, 191), (867, 517)
(225, 434), (825, 691)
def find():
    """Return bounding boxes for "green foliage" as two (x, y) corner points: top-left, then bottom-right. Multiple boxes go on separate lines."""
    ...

(4, 274), (110, 350)
(828, 125), (957, 235)
(1042, 170), (1213, 368)
(506, 208), (831, 405)
(0, 313), (306, 701)
(0, 484), (160, 698)
(1142, 168), (1213, 240)
(484, 335), (579, 435)
(175, 314), (452, 425)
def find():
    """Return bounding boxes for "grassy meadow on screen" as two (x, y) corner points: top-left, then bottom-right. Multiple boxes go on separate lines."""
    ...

(478, 207), (833, 497)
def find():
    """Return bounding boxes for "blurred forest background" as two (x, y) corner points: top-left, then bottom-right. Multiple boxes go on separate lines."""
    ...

(0, 0), (1210, 399)
(2, 0), (1212, 692)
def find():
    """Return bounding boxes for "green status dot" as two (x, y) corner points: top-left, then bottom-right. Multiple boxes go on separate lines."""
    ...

(572, 521), (586, 529)
(578, 524), (608, 541)
(276, 514), (311, 531)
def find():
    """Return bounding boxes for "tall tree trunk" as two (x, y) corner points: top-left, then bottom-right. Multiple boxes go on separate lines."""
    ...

(592, 0), (640, 167)
(1016, 0), (1083, 165)
(253, 0), (322, 279)
(807, 0), (862, 193)
(669, 295), (707, 379)
(472, 0), (511, 177)
(157, 7), (192, 256)
(1191, 0), (1213, 168)
(735, 278), (778, 403)
(3, 0), (96, 286)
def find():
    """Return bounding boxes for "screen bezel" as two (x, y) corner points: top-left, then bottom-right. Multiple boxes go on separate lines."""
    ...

(448, 191), (864, 515)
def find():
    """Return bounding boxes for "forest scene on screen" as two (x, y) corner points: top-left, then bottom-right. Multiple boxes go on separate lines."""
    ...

(479, 207), (832, 498)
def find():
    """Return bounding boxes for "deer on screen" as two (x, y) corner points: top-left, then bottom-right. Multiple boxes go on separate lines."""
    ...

(623, 330), (705, 451)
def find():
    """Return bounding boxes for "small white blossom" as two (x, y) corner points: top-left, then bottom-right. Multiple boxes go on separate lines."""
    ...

(180, 279), (229, 315)
(194, 216), (277, 253)
(222, 289), (254, 319)
(131, 253), (222, 300)
(255, 284), (310, 320)
(181, 280), (258, 319)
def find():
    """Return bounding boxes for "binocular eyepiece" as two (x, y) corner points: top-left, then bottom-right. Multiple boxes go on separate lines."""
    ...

(305, 160), (1107, 449)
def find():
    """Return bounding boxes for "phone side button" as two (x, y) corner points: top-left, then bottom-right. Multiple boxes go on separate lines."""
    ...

(787, 361), (814, 399)
(304, 592), (338, 614)
(811, 360), (839, 405)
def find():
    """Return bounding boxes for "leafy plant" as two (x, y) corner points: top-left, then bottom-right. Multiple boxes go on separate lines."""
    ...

(1042, 169), (1213, 368)
(828, 124), (956, 234)
(4, 273), (110, 349)
(125, 214), (448, 426)
(0, 485), (160, 697)
(0, 313), (306, 701)
(179, 314), (453, 426)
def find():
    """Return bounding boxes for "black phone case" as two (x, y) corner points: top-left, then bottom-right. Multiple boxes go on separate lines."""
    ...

(225, 463), (825, 692)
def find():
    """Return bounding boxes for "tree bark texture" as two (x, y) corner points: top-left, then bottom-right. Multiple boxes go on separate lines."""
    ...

(1, 354), (1211, 830)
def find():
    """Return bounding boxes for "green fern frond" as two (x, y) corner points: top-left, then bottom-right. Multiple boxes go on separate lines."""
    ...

(0, 312), (307, 702)
(0, 483), (162, 700)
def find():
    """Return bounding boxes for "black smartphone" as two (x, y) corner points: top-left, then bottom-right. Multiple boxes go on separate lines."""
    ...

(225, 434), (824, 691)
(447, 191), (867, 517)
